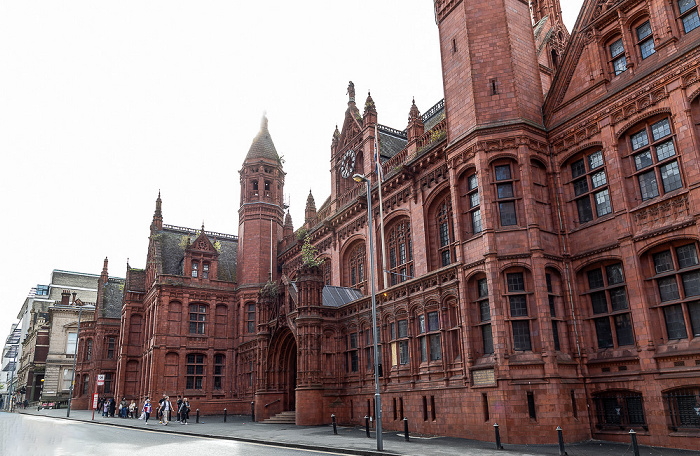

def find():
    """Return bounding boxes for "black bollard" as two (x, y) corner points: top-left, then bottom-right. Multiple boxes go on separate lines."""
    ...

(331, 414), (337, 435)
(224, 408), (227, 423)
(556, 426), (567, 455)
(629, 429), (640, 456)
(196, 408), (200, 424)
(365, 415), (370, 438)
(494, 423), (503, 450)
(403, 417), (409, 442)
(251, 401), (255, 422)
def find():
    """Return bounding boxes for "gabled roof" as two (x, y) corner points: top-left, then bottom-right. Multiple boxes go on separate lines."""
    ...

(100, 278), (124, 319)
(322, 286), (364, 307)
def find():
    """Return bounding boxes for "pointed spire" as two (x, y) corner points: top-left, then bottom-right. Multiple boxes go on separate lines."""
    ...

(363, 91), (377, 126)
(151, 191), (163, 232)
(407, 98), (425, 143)
(305, 190), (317, 224)
(201, 222), (205, 233)
(245, 113), (280, 162)
(100, 257), (109, 288)
(283, 210), (294, 239)
(285, 211), (293, 227)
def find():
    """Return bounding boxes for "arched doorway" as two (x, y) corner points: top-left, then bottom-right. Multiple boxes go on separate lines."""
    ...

(269, 328), (297, 411)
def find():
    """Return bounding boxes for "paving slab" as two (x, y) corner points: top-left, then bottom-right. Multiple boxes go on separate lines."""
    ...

(9, 407), (700, 456)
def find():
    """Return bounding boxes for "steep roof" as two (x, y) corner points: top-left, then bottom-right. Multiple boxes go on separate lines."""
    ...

(155, 225), (238, 282)
(100, 278), (124, 319)
(245, 116), (280, 162)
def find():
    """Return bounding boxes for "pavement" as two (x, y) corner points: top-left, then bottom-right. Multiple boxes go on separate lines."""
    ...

(9, 407), (700, 456)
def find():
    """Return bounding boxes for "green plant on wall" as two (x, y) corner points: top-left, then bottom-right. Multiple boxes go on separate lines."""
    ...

(301, 235), (324, 267)
(213, 240), (222, 252)
(260, 280), (278, 298)
(295, 227), (307, 240)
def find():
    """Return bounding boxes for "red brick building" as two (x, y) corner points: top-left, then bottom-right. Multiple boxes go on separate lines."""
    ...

(73, 0), (700, 449)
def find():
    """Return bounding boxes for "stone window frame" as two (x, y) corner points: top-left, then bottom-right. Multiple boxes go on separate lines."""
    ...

(593, 390), (647, 430)
(106, 336), (116, 359)
(435, 197), (455, 268)
(389, 318), (410, 367)
(347, 242), (366, 288)
(564, 148), (612, 225)
(632, 18), (655, 60)
(346, 331), (359, 373)
(415, 306), (442, 364)
(503, 268), (535, 352)
(607, 33), (628, 77)
(644, 240), (700, 341)
(386, 218), (414, 286)
(85, 338), (93, 362)
(213, 353), (225, 390)
(186, 353), (205, 390)
(189, 303), (207, 335)
(471, 274), (493, 356)
(464, 171), (482, 236)
(82, 374), (90, 396)
(246, 302), (256, 333)
(191, 260), (199, 278)
(492, 159), (520, 228)
(545, 270), (565, 352)
(677, 0), (700, 34)
(622, 115), (684, 203)
(581, 261), (635, 350)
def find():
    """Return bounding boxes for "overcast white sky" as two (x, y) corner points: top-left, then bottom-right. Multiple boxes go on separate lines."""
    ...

(0, 1), (585, 344)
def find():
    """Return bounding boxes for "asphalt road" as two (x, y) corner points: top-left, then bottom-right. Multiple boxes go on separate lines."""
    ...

(0, 413), (348, 456)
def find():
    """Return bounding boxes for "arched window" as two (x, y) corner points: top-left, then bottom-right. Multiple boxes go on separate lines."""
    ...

(644, 241), (700, 341)
(387, 219), (413, 285)
(624, 116), (683, 202)
(565, 149), (611, 224)
(582, 261), (634, 349)
(323, 260), (331, 285)
(347, 243), (366, 288)
(246, 303), (256, 333)
(436, 199), (454, 267)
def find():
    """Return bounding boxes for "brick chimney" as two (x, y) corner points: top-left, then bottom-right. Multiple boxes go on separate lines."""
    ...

(61, 290), (70, 306)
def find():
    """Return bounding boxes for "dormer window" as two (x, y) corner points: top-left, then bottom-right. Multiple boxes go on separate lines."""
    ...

(192, 261), (199, 278)
(610, 38), (627, 75)
(202, 262), (209, 279)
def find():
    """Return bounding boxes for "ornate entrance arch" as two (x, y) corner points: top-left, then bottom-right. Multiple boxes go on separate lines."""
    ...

(267, 327), (297, 411)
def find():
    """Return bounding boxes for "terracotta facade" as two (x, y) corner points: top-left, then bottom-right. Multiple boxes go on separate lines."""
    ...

(70, 0), (700, 449)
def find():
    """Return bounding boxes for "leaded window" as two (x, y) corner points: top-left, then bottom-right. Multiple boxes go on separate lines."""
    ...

(569, 150), (611, 224)
(649, 243), (700, 340)
(610, 38), (627, 75)
(585, 263), (634, 349)
(494, 163), (518, 226)
(505, 272), (531, 351)
(349, 244), (366, 287)
(475, 277), (493, 354)
(387, 220), (413, 285)
(636, 21), (655, 59)
(679, 0), (700, 33)
(629, 118), (682, 202)
(186, 354), (204, 389)
(436, 199), (454, 267)
(465, 172), (482, 235)
(214, 354), (224, 390)
(189, 304), (206, 334)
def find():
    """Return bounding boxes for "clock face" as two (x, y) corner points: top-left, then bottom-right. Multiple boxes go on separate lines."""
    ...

(340, 149), (356, 179)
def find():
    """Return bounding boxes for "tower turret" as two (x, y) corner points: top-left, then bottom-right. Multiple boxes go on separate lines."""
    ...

(305, 190), (317, 226)
(150, 191), (163, 232)
(237, 115), (286, 288)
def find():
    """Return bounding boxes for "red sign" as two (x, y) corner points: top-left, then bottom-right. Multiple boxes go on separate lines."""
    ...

(92, 394), (99, 409)
(97, 374), (105, 386)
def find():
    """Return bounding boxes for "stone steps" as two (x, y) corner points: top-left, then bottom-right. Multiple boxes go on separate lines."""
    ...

(263, 410), (296, 424)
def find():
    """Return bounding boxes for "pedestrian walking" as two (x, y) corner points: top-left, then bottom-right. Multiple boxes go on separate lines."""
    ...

(179, 398), (190, 425)
(103, 399), (109, 417)
(176, 395), (182, 422)
(161, 396), (172, 425)
(129, 400), (136, 418)
(158, 393), (166, 423)
(143, 397), (152, 425)
(109, 397), (116, 417)
(119, 397), (128, 418)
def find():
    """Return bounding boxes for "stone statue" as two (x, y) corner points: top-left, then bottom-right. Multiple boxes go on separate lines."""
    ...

(347, 81), (355, 102)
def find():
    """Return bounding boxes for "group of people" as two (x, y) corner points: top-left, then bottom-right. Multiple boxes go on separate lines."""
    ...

(97, 397), (137, 418)
(141, 394), (190, 426)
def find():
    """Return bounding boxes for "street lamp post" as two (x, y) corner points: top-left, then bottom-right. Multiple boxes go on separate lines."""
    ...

(353, 173), (383, 451)
(66, 303), (83, 417)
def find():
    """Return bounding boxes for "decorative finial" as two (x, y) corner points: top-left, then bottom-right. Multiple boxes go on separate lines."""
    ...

(261, 113), (268, 131)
